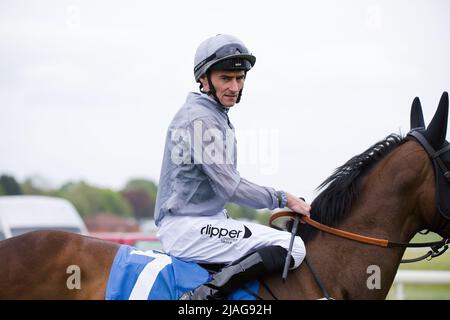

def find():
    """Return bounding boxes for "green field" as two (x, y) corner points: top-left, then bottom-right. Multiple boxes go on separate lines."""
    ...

(386, 232), (450, 300)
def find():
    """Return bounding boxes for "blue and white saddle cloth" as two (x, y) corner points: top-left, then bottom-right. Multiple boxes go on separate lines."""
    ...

(105, 245), (259, 300)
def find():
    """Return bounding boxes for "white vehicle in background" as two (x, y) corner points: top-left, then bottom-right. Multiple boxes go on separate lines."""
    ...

(0, 195), (88, 240)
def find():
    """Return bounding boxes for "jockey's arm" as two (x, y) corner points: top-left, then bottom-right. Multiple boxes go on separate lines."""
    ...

(188, 118), (312, 215)
(189, 118), (286, 210)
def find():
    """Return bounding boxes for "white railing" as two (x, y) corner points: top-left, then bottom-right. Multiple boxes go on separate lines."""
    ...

(392, 270), (450, 300)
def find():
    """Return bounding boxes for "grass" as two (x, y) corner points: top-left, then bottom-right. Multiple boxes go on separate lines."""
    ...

(386, 232), (450, 300)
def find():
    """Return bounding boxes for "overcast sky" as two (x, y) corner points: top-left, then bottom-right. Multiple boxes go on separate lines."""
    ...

(1, 0), (449, 202)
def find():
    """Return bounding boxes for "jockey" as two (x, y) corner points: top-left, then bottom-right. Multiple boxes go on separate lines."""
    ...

(154, 34), (310, 300)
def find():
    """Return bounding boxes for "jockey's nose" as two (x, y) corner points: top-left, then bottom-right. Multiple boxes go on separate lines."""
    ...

(229, 78), (239, 92)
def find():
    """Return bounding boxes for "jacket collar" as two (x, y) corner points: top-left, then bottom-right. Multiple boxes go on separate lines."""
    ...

(189, 92), (230, 115)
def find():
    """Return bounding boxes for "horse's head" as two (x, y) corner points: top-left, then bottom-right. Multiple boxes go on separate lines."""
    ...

(409, 91), (450, 238)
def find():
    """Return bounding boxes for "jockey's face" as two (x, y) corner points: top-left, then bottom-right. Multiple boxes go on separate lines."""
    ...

(200, 70), (246, 107)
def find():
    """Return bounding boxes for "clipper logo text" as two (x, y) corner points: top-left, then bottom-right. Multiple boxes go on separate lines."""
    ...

(200, 225), (252, 243)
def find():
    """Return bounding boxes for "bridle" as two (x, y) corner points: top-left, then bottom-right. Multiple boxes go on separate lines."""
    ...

(408, 130), (450, 182)
(407, 129), (450, 235)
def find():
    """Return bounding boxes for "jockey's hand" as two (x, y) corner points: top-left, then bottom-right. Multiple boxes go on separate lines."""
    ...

(286, 193), (311, 223)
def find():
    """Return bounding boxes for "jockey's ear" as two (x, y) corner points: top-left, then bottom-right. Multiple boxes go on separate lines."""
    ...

(199, 75), (209, 93)
(424, 91), (449, 149)
(410, 97), (425, 129)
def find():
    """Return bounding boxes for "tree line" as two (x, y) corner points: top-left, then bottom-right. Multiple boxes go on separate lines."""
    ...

(0, 174), (271, 224)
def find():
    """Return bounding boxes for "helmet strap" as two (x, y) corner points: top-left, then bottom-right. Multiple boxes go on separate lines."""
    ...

(236, 89), (243, 104)
(235, 71), (247, 104)
(206, 72), (222, 105)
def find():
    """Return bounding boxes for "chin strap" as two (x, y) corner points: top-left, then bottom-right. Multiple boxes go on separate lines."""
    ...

(236, 88), (243, 104)
(206, 73), (221, 105)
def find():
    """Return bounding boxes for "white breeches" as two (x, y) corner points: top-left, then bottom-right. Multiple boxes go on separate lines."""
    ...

(157, 213), (306, 268)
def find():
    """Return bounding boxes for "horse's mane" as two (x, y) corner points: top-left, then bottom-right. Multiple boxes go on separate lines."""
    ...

(296, 133), (405, 242)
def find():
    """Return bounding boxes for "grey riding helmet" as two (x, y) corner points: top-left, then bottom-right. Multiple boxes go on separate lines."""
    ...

(194, 34), (256, 104)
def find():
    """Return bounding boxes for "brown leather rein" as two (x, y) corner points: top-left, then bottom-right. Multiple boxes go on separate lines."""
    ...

(269, 210), (449, 252)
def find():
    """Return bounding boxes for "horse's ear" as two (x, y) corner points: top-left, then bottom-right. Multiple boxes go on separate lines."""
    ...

(424, 91), (449, 149)
(410, 97), (425, 129)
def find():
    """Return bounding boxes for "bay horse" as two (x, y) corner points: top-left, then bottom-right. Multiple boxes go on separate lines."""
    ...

(1, 92), (449, 300)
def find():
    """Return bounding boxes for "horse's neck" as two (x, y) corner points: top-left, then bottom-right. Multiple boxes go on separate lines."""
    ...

(270, 144), (429, 300)
(264, 205), (413, 300)
(298, 227), (408, 299)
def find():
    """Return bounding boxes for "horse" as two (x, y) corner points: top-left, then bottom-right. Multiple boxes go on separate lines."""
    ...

(0, 92), (449, 300)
